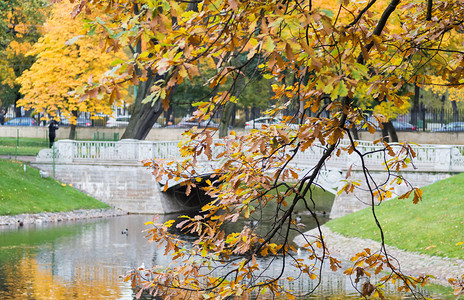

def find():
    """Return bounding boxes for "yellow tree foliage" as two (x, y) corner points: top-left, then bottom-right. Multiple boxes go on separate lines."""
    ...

(17, 1), (128, 123)
(0, 40), (32, 83)
(59, 0), (464, 298)
(426, 76), (464, 103)
(0, 0), (49, 108)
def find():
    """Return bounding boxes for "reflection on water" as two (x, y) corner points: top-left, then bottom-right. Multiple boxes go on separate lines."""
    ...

(0, 215), (157, 299)
(0, 214), (446, 299)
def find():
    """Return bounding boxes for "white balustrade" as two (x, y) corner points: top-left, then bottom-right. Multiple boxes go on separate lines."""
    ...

(40, 139), (464, 173)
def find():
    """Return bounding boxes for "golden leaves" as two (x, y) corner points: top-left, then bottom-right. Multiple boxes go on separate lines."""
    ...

(449, 274), (464, 299)
(52, 0), (464, 298)
(18, 1), (127, 120)
(398, 187), (423, 204)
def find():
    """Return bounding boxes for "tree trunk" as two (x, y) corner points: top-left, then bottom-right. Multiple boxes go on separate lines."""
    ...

(230, 104), (236, 127)
(121, 72), (166, 140)
(121, 2), (201, 140)
(251, 105), (259, 120)
(165, 105), (173, 126)
(219, 70), (244, 137)
(350, 127), (359, 140)
(381, 124), (389, 143)
(219, 102), (235, 137)
(440, 95), (445, 125)
(381, 121), (398, 143)
(411, 83), (420, 126)
(451, 99), (459, 122)
(68, 110), (78, 140)
(14, 104), (21, 117)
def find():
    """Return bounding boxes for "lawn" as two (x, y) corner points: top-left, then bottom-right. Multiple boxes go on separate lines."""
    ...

(0, 137), (48, 156)
(0, 159), (109, 215)
(326, 173), (464, 259)
(0, 135), (120, 157)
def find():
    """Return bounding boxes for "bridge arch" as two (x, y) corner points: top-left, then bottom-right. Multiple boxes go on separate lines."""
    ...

(163, 175), (216, 209)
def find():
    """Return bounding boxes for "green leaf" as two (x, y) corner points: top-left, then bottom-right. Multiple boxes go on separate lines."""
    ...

(263, 36), (276, 53)
(109, 31), (125, 40)
(110, 58), (125, 66)
(64, 35), (84, 46)
(323, 82), (333, 94)
(87, 26), (96, 36)
(95, 17), (105, 25)
(321, 9), (334, 18)
(331, 81), (349, 100)
(355, 63), (369, 77)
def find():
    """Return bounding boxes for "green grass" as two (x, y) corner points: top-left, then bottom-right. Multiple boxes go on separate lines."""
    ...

(326, 173), (464, 259)
(0, 137), (49, 156)
(0, 159), (109, 215)
(0, 135), (121, 156)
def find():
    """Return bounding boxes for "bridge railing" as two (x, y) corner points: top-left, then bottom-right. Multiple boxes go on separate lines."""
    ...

(35, 139), (464, 173)
(292, 141), (464, 173)
(36, 139), (182, 164)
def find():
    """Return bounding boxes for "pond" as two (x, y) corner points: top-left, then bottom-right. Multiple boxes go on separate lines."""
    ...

(0, 212), (446, 299)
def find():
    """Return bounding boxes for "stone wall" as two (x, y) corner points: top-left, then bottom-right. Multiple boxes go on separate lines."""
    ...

(32, 161), (188, 214)
(329, 169), (454, 218)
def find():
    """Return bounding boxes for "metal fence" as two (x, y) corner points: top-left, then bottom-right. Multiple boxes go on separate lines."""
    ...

(393, 107), (464, 131)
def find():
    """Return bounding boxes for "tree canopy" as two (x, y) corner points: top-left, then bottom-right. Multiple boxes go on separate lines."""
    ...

(59, 0), (464, 298)
(17, 1), (128, 126)
(0, 0), (49, 111)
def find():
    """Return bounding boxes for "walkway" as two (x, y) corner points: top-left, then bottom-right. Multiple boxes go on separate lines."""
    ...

(294, 226), (464, 286)
(0, 155), (36, 162)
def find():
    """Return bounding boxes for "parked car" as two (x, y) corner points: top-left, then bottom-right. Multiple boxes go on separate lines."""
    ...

(106, 116), (162, 128)
(432, 122), (464, 132)
(245, 117), (298, 129)
(169, 116), (219, 128)
(358, 118), (417, 131)
(2, 117), (38, 126)
(391, 121), (417, 131)
(245, 117), (280, 129)
(106, 116), (130, 127)
(60, 117), (92, 127)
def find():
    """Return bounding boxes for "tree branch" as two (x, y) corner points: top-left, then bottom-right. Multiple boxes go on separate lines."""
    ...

(357, 0), (400, 64)
(426, 0), (432, 21)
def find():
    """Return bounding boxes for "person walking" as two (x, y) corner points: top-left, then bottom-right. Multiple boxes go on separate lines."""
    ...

(49, 119), (59, 148)
(0, 110), (5, 125)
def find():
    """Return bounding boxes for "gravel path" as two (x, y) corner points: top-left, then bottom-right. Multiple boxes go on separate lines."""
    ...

(0, 208), (127, 227)
(294, 225), (464, 286)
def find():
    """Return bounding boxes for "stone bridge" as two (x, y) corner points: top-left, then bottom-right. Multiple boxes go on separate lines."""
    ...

(31, 139), (464, 217)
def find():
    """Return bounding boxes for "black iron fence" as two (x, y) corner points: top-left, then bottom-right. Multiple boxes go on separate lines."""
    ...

(13, 107), (464, 132)
(397, 107), (464, 132)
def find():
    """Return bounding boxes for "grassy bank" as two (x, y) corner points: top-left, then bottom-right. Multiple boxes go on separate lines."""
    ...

(0, 137), (48, 156)
(326, 173), (464, 259)
(0, 159), (109, 215)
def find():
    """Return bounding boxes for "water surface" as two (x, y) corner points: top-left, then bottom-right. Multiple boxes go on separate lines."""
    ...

(0, 214), (445, 299)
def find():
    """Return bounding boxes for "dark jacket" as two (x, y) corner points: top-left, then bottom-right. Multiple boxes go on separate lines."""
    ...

(49, 120), (59, 135)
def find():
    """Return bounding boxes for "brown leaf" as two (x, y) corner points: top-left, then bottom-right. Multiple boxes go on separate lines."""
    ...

(361, 281), (375, 297)
(345, 164), (352, 178)
(228, 0), (238, 10)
